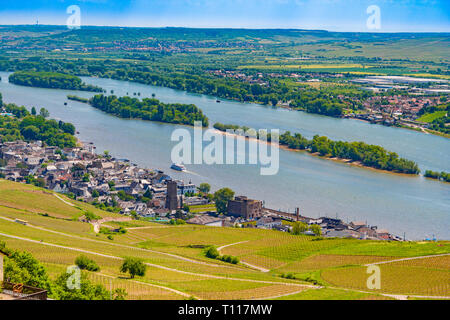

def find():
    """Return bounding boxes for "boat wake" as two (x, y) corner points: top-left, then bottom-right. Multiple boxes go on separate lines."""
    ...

(184, 170), (200, 176)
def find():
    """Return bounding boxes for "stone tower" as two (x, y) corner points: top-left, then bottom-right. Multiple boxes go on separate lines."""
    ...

(166, 180), (178, 211)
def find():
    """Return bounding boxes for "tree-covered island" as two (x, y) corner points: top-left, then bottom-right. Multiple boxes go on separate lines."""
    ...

(89, 94), (209, 127)
(213, 122), (420, 175)
(9, 71), (104, 92)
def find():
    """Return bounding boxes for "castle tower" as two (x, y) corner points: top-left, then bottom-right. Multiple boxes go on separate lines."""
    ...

(166, 180), (178, 211)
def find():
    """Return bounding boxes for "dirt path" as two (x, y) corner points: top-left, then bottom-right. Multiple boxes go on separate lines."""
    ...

(96, 272), (196, 299)
(127, 226), (171, 230)
(91, 217), (134, 234)
(0, 232), (317, 289)
(364, 253), (450, 266)
(2, 231), (447, 300)
(218, 241), (271, 273)
(53, 193), (76, 207)
(0, 231), (196, 299)
(327, 286), (450, 301)
(0, 215), (238, 269)
(256, 288), (320, 300)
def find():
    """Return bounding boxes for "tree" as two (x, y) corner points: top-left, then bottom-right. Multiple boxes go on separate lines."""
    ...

(3, 247), (54, 296)
(291, 222), (308, 235)
(198, 183), (211, 194)
(34, 177), (46, 188)
(21, 125), (40, 140)
(113, 288), (128, 300)
(213, 188), (235, 214)
(84, 211), (100, 222)
(91, 189), (99, 198)
(120, 257), (146, 279)
(39, 108), (50, 118)
(309, 224), (322, 236)
(75, 255), (100, 272)
(31, 106), (37, 115)
(129, 210), (139, 220)
(54, 272), (110, 300)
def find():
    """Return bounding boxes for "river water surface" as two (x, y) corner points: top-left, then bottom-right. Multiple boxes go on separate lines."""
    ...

(0, 72), (449, 239)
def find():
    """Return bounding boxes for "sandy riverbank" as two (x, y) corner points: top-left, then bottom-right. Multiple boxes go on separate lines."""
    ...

(212, 129), (420, 178)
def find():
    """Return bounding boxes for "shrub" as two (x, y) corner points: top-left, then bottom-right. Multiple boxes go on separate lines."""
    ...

(75, 255), (100, 272)
(219, 255), (239, 264)
(204, 246), (220, 259)
(84, 211), (100, 222)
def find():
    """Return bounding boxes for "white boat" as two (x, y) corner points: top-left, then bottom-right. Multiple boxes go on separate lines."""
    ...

(171, 163), (186, 172)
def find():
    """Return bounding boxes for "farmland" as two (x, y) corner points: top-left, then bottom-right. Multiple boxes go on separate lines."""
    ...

(0, 179), (449, 300)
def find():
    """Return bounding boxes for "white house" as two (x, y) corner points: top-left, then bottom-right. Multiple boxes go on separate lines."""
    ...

(187, 216), (224, 227)
(256, 217), (283, 229)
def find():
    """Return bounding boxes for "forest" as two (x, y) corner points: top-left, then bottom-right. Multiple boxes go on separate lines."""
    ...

(89, 94), (209, 127)
(0, 100), (77, 148)
(0, 58), (372, 117)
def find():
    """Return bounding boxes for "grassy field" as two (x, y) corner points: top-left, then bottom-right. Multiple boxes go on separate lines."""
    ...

(0, 179), (449, 300)
(0, 179), (119, 219)
(416, 111), (447, 123)
(188, 204), (217, 213)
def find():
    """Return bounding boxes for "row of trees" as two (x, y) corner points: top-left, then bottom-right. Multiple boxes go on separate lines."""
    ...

(9, 71), (103, 92)
(428, 115), (450, 135)
(291, 221), (322, 236)
(109, 69), (366, 117)
(204, 246), (239, 264)
(419, 103), (449, 135)
(0, 104), (77, 148)
(281, 132), (420, 174)
(3, 59), (372, 118)
(89, 94), (209, 127)
(213, 123), (420, 174)
(424, 170), (450, 182)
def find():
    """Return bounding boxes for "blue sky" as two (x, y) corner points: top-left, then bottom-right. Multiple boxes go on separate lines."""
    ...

(0, 0), (448, 32)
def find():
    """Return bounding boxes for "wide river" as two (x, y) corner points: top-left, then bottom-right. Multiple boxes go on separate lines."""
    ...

(1, 72), (449, 239)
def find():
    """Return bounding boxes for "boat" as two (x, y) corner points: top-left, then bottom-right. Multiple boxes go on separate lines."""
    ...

(216, 100), (221, 103)
(171, 163), (187, 172)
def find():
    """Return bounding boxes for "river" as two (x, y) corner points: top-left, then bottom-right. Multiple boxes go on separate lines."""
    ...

(0, 72), (449, 239)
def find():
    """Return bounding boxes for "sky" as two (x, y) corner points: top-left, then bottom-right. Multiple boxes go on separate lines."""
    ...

(0, 0), (448, 32)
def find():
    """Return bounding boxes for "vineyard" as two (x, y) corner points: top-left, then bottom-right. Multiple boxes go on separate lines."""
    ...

(0, 179), (449, 300)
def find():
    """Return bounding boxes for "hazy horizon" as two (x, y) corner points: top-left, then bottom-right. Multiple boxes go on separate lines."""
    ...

(0, 0), (448, 33)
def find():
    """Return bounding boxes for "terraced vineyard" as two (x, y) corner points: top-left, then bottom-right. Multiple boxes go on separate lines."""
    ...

(0, 179), (449, 300)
